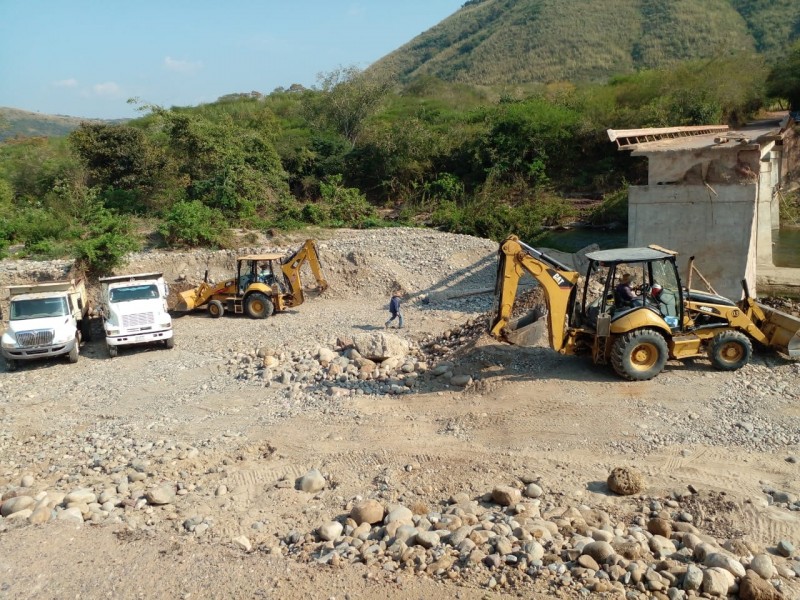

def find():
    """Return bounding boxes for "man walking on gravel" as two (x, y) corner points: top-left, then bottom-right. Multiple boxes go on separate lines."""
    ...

(385, 291), (404, 329)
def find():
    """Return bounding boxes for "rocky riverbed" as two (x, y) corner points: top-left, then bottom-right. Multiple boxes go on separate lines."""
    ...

(0, 228), (798, 599)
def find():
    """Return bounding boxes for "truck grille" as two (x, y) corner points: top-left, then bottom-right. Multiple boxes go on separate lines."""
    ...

(122, 312), (155, 329)
(17, 329), (55, 348)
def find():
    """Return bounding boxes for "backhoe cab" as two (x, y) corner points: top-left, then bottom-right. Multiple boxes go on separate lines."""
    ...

(175, 239), (328, 319)
(491, 235), (800, 381)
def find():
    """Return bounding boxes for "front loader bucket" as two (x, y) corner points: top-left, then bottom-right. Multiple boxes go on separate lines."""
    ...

(503, 307), (547, 347)
(757, 302), (800, 358)
(175, 289), (200, 312)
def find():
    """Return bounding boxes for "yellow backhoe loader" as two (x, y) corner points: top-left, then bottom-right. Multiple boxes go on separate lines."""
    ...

(490, 235), (800, 381)
(175, 239), (328, 319)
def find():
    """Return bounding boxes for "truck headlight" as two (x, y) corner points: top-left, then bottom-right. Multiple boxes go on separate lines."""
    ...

(106, 328), (120, 336)
(1, 333), (17, 349)
(160, 319), (172, 328)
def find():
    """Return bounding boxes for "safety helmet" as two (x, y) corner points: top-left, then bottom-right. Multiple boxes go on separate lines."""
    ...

(650, 283), (663, 297)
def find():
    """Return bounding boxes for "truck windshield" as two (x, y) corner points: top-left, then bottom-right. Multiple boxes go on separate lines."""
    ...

(109, 284), (159, 303)
(10, 297), (69, 320)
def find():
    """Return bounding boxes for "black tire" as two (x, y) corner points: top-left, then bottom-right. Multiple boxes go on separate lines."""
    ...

(67, 339), (79, 363)
(165, 336), (175, 349)
(709, 330), (752, 371)
(611, 329), (669, 381)
(245, 293), (274, 319)
(207, 300), (224, 319)
(107, 343), (118, 358)
(5, 358), (17, 372)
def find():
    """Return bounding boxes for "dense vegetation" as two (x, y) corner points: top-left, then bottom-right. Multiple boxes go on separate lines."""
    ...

(373, 0), (800, 85)
(0, 40), (798, 273)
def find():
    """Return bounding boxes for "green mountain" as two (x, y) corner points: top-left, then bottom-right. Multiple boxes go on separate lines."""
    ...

(0, 107), (119, 141)
(371, 0), (800, 85)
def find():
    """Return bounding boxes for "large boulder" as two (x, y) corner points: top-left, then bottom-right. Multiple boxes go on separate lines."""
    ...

(740, 570), (783, 600)
(352, 333), (409, 362)
(350, 500), (384, 525)
(607, 466), (645, 495)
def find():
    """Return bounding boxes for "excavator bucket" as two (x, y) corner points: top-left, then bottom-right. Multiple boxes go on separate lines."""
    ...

(756, 303), (800, 358)
(503, 306), (548, 347)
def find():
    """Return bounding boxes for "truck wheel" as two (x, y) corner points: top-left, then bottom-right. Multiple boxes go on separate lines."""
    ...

(208, 300), (224, 318)
(68, 339), (79, 363)
(709, 330), (752, 371)
(107, 344), (118, 358)
(5, 358), (17, 372)
(165, 337), (175, 349)
(611, 329), (668, 381)
(245, 293), (274, 319)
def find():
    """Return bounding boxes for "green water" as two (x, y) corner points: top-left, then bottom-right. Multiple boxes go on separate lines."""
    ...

(774, 228), (800, 268)
(534, 228), (628, 252)
(537, 228), (799, 268)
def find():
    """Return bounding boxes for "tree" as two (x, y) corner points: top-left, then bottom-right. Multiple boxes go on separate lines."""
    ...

(69, 123), (161, 191)
(767, 40), (800, 109)
(307, 66), (393, 147)
(151, 108), (290, 220)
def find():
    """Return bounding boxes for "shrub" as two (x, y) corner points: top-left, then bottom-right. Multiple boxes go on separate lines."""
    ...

(160, 200), (229, 248)
(11, 208), (72, 247)
(75, 207), (139, 274)
(320, 175), (376, 227)
(588, 185), (629, 226)
(301, 202), (329, 225)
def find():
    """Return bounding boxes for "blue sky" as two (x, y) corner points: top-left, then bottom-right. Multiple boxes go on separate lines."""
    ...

(0, 0), (464, 119)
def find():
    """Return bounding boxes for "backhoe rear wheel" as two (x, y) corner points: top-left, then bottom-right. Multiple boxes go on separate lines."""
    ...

(611, 329), (669, 381)
(208, 300), (224, 319)
(709, 330), (752, 371)
(245, 293), (274, 319)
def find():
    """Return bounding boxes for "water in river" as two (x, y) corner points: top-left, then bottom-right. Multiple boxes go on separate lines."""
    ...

(536, 228), (800, 268)
(773, 228), (800, 268)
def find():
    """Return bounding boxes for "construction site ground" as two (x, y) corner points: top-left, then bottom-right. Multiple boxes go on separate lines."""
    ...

(0, 228), (798, 599)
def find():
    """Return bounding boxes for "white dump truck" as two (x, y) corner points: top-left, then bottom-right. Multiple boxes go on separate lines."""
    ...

(2, 279), (91, 371)
(99, 272), (174, 357)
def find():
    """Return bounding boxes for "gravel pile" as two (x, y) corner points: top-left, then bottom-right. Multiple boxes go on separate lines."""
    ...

(278, 471), (796, 599)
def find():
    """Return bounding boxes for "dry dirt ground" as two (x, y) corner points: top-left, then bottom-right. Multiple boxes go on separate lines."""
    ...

(0, 228), (798, 599)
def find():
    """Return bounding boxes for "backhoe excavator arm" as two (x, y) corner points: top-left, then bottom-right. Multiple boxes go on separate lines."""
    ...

(280, 239), (329, 308)
(490, 235), (580, 353)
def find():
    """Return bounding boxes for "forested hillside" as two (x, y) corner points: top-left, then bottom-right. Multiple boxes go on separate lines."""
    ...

(1, 4), (799, 275)
(0, 108), (115, 142)
(372, 0), (800, 85)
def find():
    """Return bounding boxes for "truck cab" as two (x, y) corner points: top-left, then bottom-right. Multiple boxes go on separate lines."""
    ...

(2, 280), (89, 370)
(100, 273), (173, 357)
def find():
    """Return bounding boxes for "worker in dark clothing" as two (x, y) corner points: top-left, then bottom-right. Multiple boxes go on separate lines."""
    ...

(614, 273), (637, 307)
(385, 291), (404, 329)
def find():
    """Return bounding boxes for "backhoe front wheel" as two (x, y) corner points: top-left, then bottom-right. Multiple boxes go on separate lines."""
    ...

(611, 329), (669, 381)
(208, 300), (224, 319)
(709, 330), (752, 371)
(245, 292), (274, 319)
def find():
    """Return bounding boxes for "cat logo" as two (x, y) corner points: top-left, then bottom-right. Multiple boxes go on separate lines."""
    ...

(548, 269), (573, 289)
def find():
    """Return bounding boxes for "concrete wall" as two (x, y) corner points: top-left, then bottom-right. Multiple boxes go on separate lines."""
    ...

(755, 143), (777, 266)
(628, 184), (758, 300)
